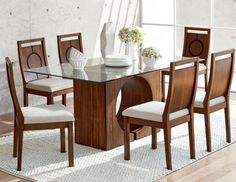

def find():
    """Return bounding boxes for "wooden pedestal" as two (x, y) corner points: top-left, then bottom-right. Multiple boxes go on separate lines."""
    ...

(74, 71), (161, 150)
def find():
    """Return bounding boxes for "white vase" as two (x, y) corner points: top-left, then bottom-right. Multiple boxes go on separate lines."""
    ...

(143, 57), (158, 67)
(125, 43), (138, 61)
(100, 22), (115, 58)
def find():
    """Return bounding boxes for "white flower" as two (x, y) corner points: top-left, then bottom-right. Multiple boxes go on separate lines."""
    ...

(142, 47), (162, 59)
(118, 27), (144, 44)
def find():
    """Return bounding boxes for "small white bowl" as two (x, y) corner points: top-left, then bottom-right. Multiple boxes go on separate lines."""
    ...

(69, 58), (87, 69)
(143, 57), (158, 67)
(69, 47), (87, 69)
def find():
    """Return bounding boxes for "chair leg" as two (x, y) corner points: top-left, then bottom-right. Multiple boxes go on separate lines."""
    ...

(60, 128), (66, 153)
(13, 114), (18, 158)
(62, 94), (67, 106)
(151, 127), (157, 149)
(161, 73), (166, 102)
(204, 112), (212, 152)
(17, 130), (23, 171)
(224, 102), (231, 143)
(204, 72), (208, 91)
(68, 123), (74, 167)
(164, 127), (172, 170)
(47, 96), (54, 105)
(188, 114), (196, 159)
(124, 117), (130, 160)
(24, 93), (28, 107)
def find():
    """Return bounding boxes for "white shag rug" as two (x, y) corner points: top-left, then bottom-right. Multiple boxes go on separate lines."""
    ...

(0, 112), (235, 182)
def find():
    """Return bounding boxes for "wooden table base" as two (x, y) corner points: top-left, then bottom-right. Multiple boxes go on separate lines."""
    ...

(74, 71), (161, 150)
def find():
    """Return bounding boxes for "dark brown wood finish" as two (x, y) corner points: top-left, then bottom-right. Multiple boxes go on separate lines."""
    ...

(161, 27), (211, 101)
(17, 38), (73, 106)
(124, 58), (199, 170)
(194, 49), (235, 152)
(5, 58), (74, 171)
(74, 71), (161, 150)
(57, 33), (83, 64)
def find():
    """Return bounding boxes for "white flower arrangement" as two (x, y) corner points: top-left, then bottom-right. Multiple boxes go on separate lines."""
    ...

(118, 27), (144, 44)
(141, 47), (162, 60)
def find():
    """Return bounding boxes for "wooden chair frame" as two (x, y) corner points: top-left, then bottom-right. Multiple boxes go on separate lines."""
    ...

(17, 38), (73, 106)
(57, 33), (83, 64)
(161, 27), (211, 102)
(194, 49), (235, 152)
(6, 57), (74, 171)
(124, 58), (199, 170)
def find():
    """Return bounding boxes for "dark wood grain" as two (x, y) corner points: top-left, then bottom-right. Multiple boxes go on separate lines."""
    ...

(6, 58), (74, 171)
(124, 58), (199, 170)
(57, 33), (83, 64)
(194, 49), (235, 152)
(74, 71), (161, 150)
(161, 27), (211, 101)
(17, 38), (73, 106)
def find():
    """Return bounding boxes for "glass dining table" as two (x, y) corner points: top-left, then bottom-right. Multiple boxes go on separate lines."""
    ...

(24, 57), (184, 150)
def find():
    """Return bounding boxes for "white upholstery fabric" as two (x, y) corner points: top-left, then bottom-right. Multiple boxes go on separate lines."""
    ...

(122, 101), (189, 122)
(21, 104), (74, 124)
(199, 63), (206, 71)
(194, 91), (225, 108)
(26, 78), (73, 92)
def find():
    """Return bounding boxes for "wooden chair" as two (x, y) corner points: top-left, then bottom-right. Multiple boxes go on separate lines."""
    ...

(57, 33), (83, 64)
(17, 38), (73, 106)
(194, 49), (235, 152)
(162, 27), (211, 101)
(123, 57), (199, 170)
(6, 57), (74, 171)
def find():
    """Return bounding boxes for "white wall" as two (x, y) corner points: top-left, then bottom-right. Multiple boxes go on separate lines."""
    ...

(0, 0), (140, 115)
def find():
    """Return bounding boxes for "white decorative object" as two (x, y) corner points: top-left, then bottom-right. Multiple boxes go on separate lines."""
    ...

(68, 47), (87, 69)
(100, 22), (132, 67)
(104, 54), (132, 67)
(142, 47), (161, 67)
(143, 57), (158, 67)
(100, 22), (115, 58)
(118, 27), (144, 61)
(73, 69), (88, 80)
(125, 43), (138, 61)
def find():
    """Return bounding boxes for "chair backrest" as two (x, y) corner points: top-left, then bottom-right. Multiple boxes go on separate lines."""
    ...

(164, 58), (199, 121)
(205, 49), (235, 103)
(57, 33), (83, 64)
(183, 27), (210, 65)
(17, 38), (49, 84)
(5, 57), (23, 125)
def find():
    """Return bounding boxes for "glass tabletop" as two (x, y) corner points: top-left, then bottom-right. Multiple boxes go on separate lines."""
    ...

(24, 57), (200, 83)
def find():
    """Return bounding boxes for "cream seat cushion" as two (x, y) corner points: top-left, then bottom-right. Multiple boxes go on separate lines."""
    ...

(194, 91), (225, 108)
(26, 78), (73, 93)
(122, 101), (189, 122)
(21, 104), (74, 124)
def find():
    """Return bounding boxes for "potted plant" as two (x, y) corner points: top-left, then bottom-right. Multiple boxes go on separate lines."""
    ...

(118, 27), (144, 60)
(142, 47), (162, 67)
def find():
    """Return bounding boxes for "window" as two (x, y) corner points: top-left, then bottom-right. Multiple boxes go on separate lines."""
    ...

(141, 0), (236, 91)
